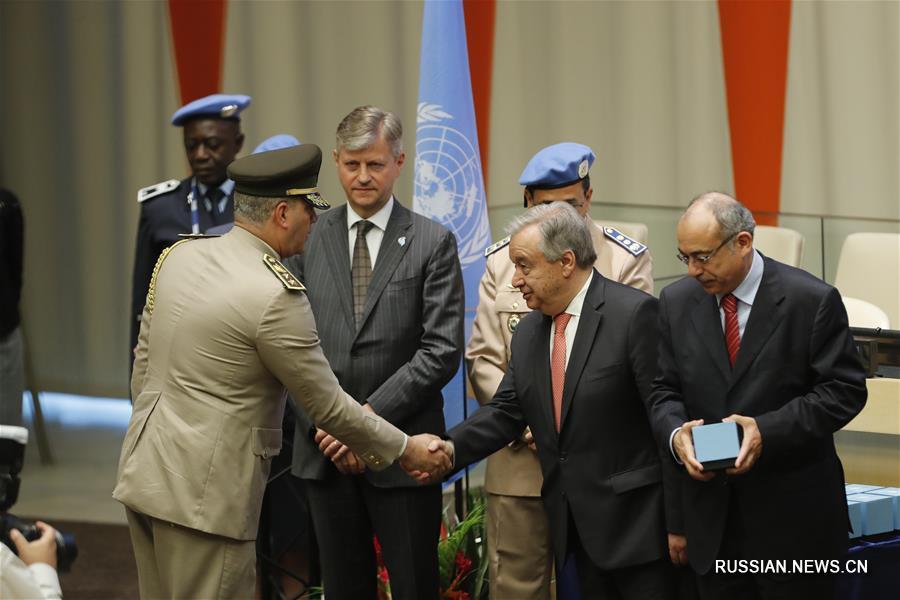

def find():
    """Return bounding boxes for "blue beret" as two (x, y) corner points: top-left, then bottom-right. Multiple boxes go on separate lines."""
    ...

(253, 134), (301, 155)
(518, 142), (596, 189)
(171, 93), (251, 126)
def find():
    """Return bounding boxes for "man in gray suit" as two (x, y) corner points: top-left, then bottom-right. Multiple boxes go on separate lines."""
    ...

(286, 106), (464, 599)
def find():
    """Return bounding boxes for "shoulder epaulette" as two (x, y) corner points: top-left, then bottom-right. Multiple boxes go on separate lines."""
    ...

(138, 179), (179, 203)
(603, 227), (648, 257)
(145, 239), (192, 315)
(484, 236), (511, 257)
(263, 254), (306, 292)
(178, 233), (221, 239)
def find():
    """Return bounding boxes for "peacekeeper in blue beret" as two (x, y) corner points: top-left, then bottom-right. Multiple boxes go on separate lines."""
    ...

(130, 94), (250, 363)
(465, 142), (661, 599)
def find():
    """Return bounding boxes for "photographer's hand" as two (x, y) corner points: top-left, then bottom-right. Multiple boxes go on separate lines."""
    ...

(10, 521), (57, 568)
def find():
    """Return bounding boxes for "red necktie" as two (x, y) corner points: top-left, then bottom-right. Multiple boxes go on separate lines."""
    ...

(551, 312), (572, 432)
(722, 294), (740, 367)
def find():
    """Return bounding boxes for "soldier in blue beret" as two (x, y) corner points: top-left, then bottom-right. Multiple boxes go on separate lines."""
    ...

(130, 93), (250, 364)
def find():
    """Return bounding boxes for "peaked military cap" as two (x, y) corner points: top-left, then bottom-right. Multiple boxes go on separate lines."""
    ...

(228, 144), (330, 209)
(519, 142), (596, 189)
(171, 93), (252, 126)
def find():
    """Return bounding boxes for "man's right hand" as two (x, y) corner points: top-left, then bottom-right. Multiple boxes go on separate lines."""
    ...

(9, 521), (57, 568)
(522, 427), (537, 452)
(398, 433), (452, 483)
(674, 420), (715, 482)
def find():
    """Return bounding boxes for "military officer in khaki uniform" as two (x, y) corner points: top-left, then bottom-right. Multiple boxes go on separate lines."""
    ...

(466, 143), (652, 599)
(114, 144), (450, 600)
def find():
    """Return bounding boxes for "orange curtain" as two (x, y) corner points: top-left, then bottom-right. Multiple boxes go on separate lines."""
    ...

(463, 0), (496, 189)
(168, 0), (227, 104)
(718, 0), (792, 225)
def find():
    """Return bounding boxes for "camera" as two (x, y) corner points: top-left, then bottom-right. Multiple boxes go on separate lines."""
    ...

(0, 425), (78, 572)
(0, 513), (78, 572)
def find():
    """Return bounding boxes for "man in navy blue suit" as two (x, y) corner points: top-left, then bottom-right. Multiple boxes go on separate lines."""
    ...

(130, 93), (249, 360)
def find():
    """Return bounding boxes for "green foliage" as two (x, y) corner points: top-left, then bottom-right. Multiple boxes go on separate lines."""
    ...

(438, 495), (488, 600)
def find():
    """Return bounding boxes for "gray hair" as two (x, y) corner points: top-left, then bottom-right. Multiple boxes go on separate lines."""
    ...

(335, 105), (403, 158)
(686, 191), (756, 240)
(233, 191), (283, 225)
(505, 202), (597, 268)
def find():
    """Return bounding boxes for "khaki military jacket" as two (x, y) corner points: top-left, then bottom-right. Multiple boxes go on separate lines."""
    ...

(465, 221), (653, 496)
(114, 226), (406, 540)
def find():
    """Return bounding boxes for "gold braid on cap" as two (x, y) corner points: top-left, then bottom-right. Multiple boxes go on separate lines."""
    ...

(145, 239), (192, 316)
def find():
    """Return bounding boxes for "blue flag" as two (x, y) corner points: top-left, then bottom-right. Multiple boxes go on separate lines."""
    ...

(413, 0), (491, 437)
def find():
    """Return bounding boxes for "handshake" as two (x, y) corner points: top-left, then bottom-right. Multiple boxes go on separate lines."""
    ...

(316, 428), (453, 483)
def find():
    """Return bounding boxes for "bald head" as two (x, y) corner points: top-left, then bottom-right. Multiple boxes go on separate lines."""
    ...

(681, 192), (756, 241)
(677, 192), (756, 295)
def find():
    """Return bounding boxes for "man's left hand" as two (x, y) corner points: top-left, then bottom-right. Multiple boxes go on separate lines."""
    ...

(723, 414), (762, 475)
(667, 533), (688, 566)
(315, 428), (350, 461)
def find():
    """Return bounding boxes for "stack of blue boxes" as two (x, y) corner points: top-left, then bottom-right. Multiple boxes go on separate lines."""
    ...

(846, 484), (900, 539)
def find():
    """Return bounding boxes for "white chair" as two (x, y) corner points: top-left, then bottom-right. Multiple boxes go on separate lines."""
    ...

(841, 296), (891, 329)
(595, 220), (648, 244)
(834, 233), (900, 328)
(754, 225), (805, 267)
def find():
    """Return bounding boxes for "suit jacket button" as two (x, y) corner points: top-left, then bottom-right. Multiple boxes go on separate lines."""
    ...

(559, 452), (568, 462)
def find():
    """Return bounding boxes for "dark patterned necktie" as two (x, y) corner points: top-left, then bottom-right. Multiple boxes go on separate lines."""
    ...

(352, 221), (374, 324)
(206, 188), (225, 225)
(722, 293), (740, 367)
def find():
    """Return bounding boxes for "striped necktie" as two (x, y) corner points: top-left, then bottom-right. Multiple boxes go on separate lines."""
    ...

(722, 293), (740, 367)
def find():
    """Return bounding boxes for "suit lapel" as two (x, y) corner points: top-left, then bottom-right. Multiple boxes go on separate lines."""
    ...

(320, 206), (355, 331)
(529, 314), (556, 437)
(559, 273), (604, 431)
(690, 289), (732, 382)
(729, 258), (786, 390)
(356, 202), (414, 333)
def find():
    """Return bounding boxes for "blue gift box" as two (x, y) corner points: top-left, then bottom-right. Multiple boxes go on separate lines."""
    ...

(867, 488), (900, 530)
(845, 483), (883, 495)
(847, 501), (862, 539)
(692, 422), (741, 471)
(846, 493), (894, 535)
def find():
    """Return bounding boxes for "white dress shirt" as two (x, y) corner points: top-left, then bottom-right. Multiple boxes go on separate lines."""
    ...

(196, 179), (234, 215)
(549, 271), (594, 367)
(347, 197), (395, 268)
(716, 249), (764, 338)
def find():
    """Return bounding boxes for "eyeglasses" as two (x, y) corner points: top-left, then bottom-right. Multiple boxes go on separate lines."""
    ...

(676, 233), (737, 266)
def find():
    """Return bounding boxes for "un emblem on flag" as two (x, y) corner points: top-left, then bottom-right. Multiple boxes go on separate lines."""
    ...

(414, 103), (491, 267)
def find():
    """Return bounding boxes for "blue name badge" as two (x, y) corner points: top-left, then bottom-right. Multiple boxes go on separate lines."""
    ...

(846, 493), (894, 536)
(692, 421), (741, 471)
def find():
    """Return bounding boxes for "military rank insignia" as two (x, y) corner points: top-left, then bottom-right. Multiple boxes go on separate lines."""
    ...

(137, 179), (179, 203)
(603, 227), (648, 257)
(263, 254), (305, 292)
(485, 236), (511, 257)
